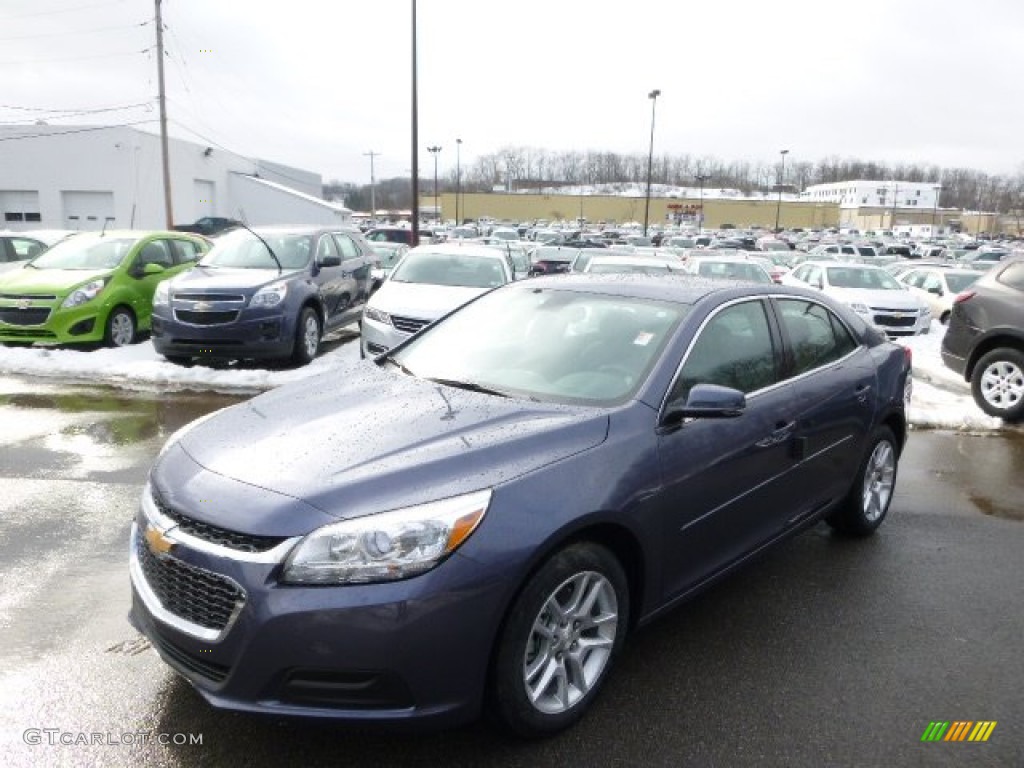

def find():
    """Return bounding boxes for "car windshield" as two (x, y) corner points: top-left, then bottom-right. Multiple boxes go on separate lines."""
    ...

(390, 284), (689, 404)
(200, 230), (313, 269)
(389, 250), (507, 288)
(826, 267), (902, 290)
(587, 262), (675, 275)
(696, 261), (772, 283)
(371, 245), (406, 267)
(29, 236), (136, 270)
(945, 272), (983, 292)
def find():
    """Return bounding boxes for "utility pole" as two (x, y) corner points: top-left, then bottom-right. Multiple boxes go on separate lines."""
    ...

(364, 151), (380, 220)
(155, 0), (173, 228)
(410, 0), (420, 245)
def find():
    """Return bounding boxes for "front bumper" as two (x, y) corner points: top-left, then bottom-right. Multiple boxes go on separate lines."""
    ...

(151, 307), (295, 359)
(0, 297), (111, 344)
(360, 315), (416, 357)
(128, 497), (508, 727)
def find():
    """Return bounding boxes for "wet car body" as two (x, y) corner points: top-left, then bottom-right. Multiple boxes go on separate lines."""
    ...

(130, 275), (911, 734)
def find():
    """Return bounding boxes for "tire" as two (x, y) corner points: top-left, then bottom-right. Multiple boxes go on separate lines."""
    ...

(970, 347), (1024, 422)
(939, 310), (951, 325)
(104, 307), (136, 347)
(291, 306), (321, 366)
(826, 425), (899, 536)
(490, 542), (628, 738)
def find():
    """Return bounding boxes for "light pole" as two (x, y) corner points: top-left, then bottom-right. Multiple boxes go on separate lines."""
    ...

(364, 150), (380, 220)
(427, 146), (442, 222)
(774, 149), (789, 233)
(410, 0), (419, 244)
(643, 88), (661, 238)
(695, 173), (710, 234)
(455, 138), (462, 225)
(931, 184), (942, 242)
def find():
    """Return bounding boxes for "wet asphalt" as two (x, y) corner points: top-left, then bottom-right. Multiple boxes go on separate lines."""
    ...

(0, 367), (1021, 768)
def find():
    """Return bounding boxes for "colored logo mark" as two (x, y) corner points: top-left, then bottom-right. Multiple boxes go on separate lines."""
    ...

(921, 721), (997, 742)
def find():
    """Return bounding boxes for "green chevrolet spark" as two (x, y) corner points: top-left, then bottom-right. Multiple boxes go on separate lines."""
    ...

(0, 230), (209, 347)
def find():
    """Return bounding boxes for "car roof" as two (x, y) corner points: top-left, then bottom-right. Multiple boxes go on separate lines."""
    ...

(407, 242), (507, 259)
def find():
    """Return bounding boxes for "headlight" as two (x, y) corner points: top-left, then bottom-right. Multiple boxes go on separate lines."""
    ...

(849, 302), (870, 315)
(363, 305), (392, 326)
(61, 278), (107, 308)
(281, 489), (492, 585)
(153, 280), (171, 306)
(251, 282), (287, 308)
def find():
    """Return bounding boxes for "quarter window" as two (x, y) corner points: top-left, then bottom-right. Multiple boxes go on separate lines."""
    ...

(996, 261), (1024, 291)
(777, 299), (857, 376)
(669, 300), (778, 402)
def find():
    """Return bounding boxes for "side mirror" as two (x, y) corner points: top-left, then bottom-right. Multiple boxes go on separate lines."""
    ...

(133, 262), (165, 278)
(319, 255), (341, 268)
(927, 285), (943, 296)
(662, 383), (747, 427)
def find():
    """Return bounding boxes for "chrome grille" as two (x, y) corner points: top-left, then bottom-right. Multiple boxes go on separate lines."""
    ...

(174, 292), (246, 302)
(153, 491), (287, 553)
(135, 534), (244, 632)
(390, 314), (431, 334)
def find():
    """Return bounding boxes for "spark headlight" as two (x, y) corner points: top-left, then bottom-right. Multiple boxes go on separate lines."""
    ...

(250, 282), (288, 308)
(363, 305), (392, 326)
(281, 489), (492, 585)
(61, 278), (108, 308)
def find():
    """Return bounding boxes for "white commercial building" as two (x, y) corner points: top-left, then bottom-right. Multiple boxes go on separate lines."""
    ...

(801, 180), (942, 210)
(0, 124), (351, 231)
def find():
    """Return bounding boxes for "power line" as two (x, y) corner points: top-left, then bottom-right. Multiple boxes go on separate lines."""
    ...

(0, 0), (130, 21)
(0, 103), (153, 124)
(0, 20), (148, 42)
(0, 100), (152, 113)
(0, 47), (150, 65)
(0, 119), (157, 142)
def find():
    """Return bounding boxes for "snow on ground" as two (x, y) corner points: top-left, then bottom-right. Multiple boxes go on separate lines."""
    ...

(0, 322), (1010, 433)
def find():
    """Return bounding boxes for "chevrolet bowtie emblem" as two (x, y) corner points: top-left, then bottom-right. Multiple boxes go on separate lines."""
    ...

(145, 525), (175, 555)
(16, 299), (31, 309)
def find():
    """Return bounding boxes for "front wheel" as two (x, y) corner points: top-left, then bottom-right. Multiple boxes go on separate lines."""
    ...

(291, 306), (321, 366)
(826, 425), (899, 536)
(970, 348), (1024, 422)
(490, 542), (628, 738)
(104, 307), (136, 347)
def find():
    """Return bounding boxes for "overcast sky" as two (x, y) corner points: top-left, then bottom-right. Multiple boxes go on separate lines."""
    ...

(3, 0), (1024, 185)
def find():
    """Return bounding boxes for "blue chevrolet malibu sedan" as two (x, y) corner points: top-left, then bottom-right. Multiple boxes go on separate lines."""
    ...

(129, 274), (911, 736)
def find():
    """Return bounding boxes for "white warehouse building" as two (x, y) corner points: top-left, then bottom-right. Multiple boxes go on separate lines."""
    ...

(801, 180), (942, 210)
(0, 124), (351, 231)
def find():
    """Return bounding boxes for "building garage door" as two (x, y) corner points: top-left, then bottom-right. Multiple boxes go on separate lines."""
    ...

(0, 190), (41, 230)
(62, 190), (115, 231)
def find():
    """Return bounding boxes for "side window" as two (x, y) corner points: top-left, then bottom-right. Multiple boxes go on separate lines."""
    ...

(777, 299), (857, 376)
(921, 273), (942, 292)
(170, 239), (202, 265)
(903, 270), (923, 288)
(332, 233), (361, 261)
(316, 234), (339, 261)
(669, 300), (778, 402)
(136, 239), (173, 269)
(12, 238), (45, 259)
(806, 266), (823, 288)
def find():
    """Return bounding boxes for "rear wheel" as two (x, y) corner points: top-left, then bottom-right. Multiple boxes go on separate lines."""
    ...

(827, 425), (898, 536)
(291, 306), (321, 366)
(104, 307), (136, 347)
(490, 542), (628, 738)
(970, 347), (1024, 422)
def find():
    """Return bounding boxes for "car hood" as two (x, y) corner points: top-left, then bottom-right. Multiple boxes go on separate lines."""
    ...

(368, 280), (489, 320)
(827, 287), (923, 309)
(0, 266), (113, 293)
(170, 362), (609, 529)
(171, 266), (303, 293)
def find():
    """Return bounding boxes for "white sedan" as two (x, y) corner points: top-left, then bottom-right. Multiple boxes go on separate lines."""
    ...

(782, 260), (931, 336)
(360, 243), (512, 357)
(897, 266), (985, 324)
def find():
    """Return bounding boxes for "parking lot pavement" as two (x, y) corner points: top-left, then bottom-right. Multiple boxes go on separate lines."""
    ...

(0, 378), (1021, 767)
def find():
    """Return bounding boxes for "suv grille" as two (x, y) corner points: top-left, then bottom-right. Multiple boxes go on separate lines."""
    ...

(174, 292), (246, 302)
(174, 309), (240, 326)
(391, 314), (430, 334)
(152, 491), (288, 553)
(135, 534), (244, 632)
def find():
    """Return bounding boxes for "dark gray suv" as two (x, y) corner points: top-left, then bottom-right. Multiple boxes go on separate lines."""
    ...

(941, 255), (1024, 421)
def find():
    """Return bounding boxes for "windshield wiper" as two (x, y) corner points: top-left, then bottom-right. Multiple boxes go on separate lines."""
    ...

(234, 221), (283, 274)
(426, 377), (511, 398)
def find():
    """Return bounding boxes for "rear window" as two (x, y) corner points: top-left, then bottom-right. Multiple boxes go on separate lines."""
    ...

(996, 261), (1024, 291)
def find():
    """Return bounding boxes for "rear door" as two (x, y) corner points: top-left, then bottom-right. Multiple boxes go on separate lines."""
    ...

(313, 233), (346, 320)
